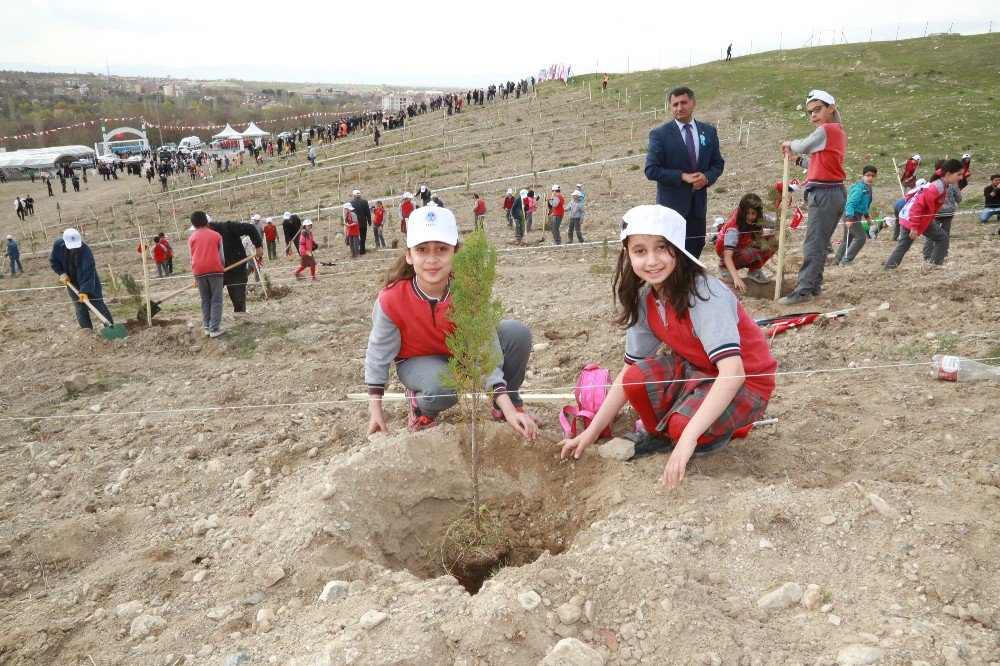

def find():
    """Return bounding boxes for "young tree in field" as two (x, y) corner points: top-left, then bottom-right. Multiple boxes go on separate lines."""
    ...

(441, 229), (502, 533)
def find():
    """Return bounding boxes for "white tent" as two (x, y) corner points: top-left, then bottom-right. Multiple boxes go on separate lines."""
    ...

(241, 122), (270, 138)
(211, 124), (243, 140)
(0, 145), (95, 170)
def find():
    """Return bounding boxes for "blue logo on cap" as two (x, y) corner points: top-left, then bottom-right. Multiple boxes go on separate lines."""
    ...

(426, 212), (436, 222)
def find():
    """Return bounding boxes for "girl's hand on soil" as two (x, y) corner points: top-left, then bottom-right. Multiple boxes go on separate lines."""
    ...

(733, 276), (747, 294)
(506, 411), (539, 442)
(559, 433), (594, 460)
(662, 438), (697, 490)
(366, 414), (388, 437)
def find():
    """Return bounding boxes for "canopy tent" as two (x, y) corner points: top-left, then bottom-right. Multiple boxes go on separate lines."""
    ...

(0, 145), (95, 171)
(241, 122), (270, 138)
(211, 124), (243, 140)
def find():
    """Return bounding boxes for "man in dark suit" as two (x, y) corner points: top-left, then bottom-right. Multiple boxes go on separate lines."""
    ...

(351, 189), (372, 255)
(644, 86), (725, 258)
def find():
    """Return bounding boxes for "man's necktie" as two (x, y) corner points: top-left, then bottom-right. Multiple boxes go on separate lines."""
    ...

(684, 124), (698, 171)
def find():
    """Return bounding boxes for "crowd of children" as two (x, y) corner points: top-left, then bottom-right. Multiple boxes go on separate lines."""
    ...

(137, 233), (175, 278)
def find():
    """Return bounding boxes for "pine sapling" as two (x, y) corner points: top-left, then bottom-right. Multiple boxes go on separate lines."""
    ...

(441, 229), (502, 533)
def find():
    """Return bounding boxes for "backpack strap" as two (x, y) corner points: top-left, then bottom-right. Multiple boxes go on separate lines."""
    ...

(559, 405), (598, 437)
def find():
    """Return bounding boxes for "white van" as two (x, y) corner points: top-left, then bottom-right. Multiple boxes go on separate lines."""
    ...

(178, 136), (202, 151)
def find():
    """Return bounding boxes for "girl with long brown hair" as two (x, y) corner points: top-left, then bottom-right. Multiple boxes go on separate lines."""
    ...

(559, 205), (777, 490)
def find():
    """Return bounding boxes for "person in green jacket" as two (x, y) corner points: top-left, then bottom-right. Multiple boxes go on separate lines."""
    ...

(834, 165), (876, 267)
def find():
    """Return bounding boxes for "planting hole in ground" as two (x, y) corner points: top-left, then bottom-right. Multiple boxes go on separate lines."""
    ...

(322, 423), (607, 595)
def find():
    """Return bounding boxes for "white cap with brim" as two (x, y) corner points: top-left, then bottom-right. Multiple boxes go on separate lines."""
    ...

(571, 190), (582, 197)
(6, 234), (13, 240)
(252, 214), (261, 220)
(619, 205), (706, 269)
(283, 211), (292, 219)
(302, 219), (313, 226)
(806, 89), (842, 123)
(520, 189), (529, 198)
(551, 184), (560, 191)
(352, 189), (361, 196)
(63, 228), (82, 249)
(343, 203), (354, 211)
(403, 192), (413, 199)
(713, 217), (726, 228)
(406, 204), (458, 249)
(506, 188), (513, 194)
(962, 153), (971, 159)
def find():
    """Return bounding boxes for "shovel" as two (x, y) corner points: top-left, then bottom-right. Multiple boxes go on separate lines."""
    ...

(138, 255), (255, 324)
(64, 282), (128, 340)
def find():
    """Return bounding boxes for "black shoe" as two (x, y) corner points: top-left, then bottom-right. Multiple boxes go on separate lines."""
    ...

(691, 434), (731, 458)
(624, 430), (673, 459)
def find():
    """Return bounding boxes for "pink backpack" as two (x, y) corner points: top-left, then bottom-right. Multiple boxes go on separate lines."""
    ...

(559, 365), (613, 438)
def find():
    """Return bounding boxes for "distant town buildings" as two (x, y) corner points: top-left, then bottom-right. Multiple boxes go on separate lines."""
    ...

(381, 93), (413, 112)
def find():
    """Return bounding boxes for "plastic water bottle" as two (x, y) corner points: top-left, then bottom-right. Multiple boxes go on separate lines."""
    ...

(931, 355), (1000, 382)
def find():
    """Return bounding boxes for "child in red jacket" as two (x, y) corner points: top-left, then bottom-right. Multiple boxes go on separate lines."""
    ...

(884, 159), (963, 269)
(372, 201), (386, 248)
(716, 193), (776, 294)
(344, 202), (361, 259)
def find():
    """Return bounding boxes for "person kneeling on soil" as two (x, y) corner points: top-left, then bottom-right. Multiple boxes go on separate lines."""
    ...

(364, 205), (539, 439)
(49, 228), (116, 331)
(559, 205), (777, 490)
(715, 193), (776, 294)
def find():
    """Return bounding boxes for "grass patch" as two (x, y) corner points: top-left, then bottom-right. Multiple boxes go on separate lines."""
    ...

(227, 321), (293, 359)
(628, 164), (640, 171)
(558, 162), (578, 168)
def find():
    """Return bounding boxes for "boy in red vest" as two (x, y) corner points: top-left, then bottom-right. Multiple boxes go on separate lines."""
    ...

(372, 201), (386, 248)
(472, 193), (487, 229)
(502, 189), (515, 227)
(779, 89), (846, 305)
(399, 192), (415, 236)
(263, 217), (278, 260)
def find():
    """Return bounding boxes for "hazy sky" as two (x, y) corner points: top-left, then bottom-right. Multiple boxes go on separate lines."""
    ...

(1, 1), (995, 87)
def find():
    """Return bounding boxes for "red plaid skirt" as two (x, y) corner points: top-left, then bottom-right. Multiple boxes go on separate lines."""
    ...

(628, 353), (768, 442)
(718, 244), (776, 271)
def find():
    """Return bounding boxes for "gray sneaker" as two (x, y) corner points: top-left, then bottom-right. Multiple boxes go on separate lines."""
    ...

(839, 259), (854, 267)
(208, 328), (227, 338)
(778, 292), (815, 306)
(745, 269), (769, 284)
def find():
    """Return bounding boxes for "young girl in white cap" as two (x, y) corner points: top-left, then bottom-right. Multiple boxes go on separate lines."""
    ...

(344, 203), (360, 259)
(364, 205), (539, 438)
(293, 219), (318, 282)
(559, 205), (777, 490)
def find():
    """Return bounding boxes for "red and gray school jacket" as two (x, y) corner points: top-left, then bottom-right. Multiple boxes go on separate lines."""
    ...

(790, 122), (846, 189)
(364, 278), (506, 395)
(624, 279), (777, 401)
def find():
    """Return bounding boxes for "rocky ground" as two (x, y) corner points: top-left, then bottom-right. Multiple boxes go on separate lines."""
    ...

(0, 77), (998, 666)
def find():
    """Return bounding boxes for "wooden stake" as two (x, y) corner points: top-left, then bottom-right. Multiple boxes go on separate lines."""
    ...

(138, 224), (153, 325)
(744, 122), (752, 149)
(774, 154), (791, 301)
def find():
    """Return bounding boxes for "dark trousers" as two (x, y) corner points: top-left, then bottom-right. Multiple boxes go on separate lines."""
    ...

(884, 222), (949, 269)
(266, 240), (277, 260)
(223, 267), (247, 312)
(359, 221), (368, 255)
(682, 199), (707, 258)
(67, 287), (114, 329)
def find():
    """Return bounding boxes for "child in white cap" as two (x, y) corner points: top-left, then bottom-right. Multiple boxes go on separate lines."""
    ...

(567, 190), (586, 243)
(344, 203), (361, 259)
(559, 205), (776, 490)
(364, 205), (539, 437)
(293, 219), (318, 281)
(548, 184), (565, 245)
(50, 228), (117, 331)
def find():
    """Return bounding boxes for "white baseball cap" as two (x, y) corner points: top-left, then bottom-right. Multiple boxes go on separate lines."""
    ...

(251, 214), (261, 220)
(343, 202), (354, 211)
(506, 188), (513, 194)
(962, 153), (971, 159)
(302, 219), (313, 226)
(519, 189), (528, 198)
(619, 205), (706, 268)
(912, 154), (921, 162)
(915, 178), (927, 187)
(571, 190), (582, 197)
(352, 189), (361, 196)
(402, 191), (413, 198)
(265, 217), (273, 223)
(6, 234), (13, 240)
(283, 211), (292, 219)
(805, 89), (842, 123)
(713, 217), (726, 228)
(406, 204), (458, 249)
(575, 183), (583, 188)
(63, 228), (82, 249)
(551, 184), (560, 191)
(419, 185), (427, 192)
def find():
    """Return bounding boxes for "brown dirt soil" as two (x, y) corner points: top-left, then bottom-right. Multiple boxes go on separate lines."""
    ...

(0, 81), (998, 665)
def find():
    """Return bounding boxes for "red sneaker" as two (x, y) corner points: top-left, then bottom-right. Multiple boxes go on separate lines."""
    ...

(407, 391), (438, 430)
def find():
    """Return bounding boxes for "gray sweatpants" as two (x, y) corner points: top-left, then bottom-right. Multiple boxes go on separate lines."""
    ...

(832, 219), (867, 264)
(792, 186), (846, 296)
(884, 221), (949, 269)
(196, 273), (224, 331)
(922, 214), (952, 263)
(550, 215), (564, 245)
(395, 320), (532, 417)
